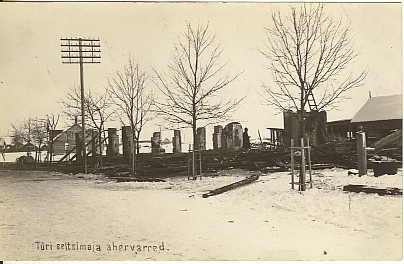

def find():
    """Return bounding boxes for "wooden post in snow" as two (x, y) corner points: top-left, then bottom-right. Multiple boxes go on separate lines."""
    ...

(356, 131), (367, 176)
(307, 138), (313, 188)
(300, 138), (306, 191)
(290, 139), (295, 189)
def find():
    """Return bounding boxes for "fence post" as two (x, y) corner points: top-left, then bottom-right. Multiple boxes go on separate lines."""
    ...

(307, 138), (312, 188)
(291, 139), (294, 190)
(300, 138), (306, 191)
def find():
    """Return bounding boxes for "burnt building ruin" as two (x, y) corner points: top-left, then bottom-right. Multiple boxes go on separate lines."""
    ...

(283, 110), (327, 147)
(221, 122), (243, 150)
(195, 127), (206, 151)
(172, 130), (182, 153)
(151, 132), (165, 154)
(212, 125), (223, 150)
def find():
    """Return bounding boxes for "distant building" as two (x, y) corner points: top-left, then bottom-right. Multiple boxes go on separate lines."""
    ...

(351, 94), (402, 139)
(327, 94), (403, 142)
(52, 120), (92, 155)
(0, 137), (5, 149)
(18, 142), (38, 152)
(327, 119), (357, 139)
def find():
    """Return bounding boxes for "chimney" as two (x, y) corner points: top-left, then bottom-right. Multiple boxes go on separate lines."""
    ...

(74, 116), (78, 124)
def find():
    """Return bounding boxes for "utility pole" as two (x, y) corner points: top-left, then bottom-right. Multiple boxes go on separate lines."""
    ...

(61, 37), (101, 174)
(27, 118), (31, 157)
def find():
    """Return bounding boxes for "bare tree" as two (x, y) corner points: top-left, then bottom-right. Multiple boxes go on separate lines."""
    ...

(261, 4), (366, 137)
(11, 118), (47, 165)
(10, 120), (30, 152)
(45, 113), (60, 162)
(107, 57), (154, 175)
(60, 86), (113, 163)
(30, 118), (48, 164)
(9, 128), (25, 151)
(153, 22), (243, 149)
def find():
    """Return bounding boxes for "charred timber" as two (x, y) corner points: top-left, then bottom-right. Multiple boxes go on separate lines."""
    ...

(202, 174), (259, 198)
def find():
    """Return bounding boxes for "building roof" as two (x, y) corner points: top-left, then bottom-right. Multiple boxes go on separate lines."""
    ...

(162, 138), (171, 144)
(327, 118), (352, 125)
(53, 123), (81, 141)
(351, 95), (403, 123)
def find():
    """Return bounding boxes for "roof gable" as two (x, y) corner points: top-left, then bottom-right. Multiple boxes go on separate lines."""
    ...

(52, 123), (82, 141)
(351, 95), (403, 123)
(66, 123), (81, 132)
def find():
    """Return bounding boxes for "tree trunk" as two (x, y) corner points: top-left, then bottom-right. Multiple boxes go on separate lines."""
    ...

(299, 111), (306, 140)
(136, 131), (141, 155)
(192, 120), (197, 151)
(98, 128), (103, 167)
(131, 134), (137, 176)
(299, 86), (307, 191)
(34, 149), (38, 169)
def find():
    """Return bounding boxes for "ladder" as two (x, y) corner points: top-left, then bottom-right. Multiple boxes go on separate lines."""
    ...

(306, 89), (318, 111)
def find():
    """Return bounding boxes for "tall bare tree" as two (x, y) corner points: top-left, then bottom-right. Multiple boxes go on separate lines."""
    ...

(45, 113), (60, 162)
(107, 57), (154, 175)
(30, 118), (48, 164)
(10, 128), (24, 151)
(261, 4), (366, 137)
(11, 117), (47, 165)
(153, 22), (243, 149)
(60, 86), (113, 161)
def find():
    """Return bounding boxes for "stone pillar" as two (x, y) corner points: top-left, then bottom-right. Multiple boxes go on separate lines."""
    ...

(220, 122), (244, 151)
(122, 126), (133, 158)
(75, 132), (83, 161)
(196, 127), (206, 151)
(91, 130), (99, 156)
(315, 111), (328, 145)
(107, 128), (119, 157)
(233, 123), (243, 150)
(283, 111), (300, 147)
(221, 126), (229, 150)
(151, 132), (161, 154)
(356, 131), (367, 176)
(213, 125), (223, 150)
(172, 130), (182, 153)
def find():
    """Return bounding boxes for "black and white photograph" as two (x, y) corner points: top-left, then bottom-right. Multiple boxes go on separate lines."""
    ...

(0, 1), (402, 261)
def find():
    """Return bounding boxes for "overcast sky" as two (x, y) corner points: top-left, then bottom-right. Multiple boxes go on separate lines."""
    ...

(0, 2), (401, 143)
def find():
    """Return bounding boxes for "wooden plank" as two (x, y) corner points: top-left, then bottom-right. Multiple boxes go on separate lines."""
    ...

(202, 174), (259, 198)
(342, 184), (402, 196)
(110, 177), (166, 183)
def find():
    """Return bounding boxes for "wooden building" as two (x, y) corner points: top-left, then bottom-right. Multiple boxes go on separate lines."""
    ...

(327, 119), (357, 139)
(52, 122), (92, 155)
(327, 95), (402, 142)
(350, 95), (402, 141)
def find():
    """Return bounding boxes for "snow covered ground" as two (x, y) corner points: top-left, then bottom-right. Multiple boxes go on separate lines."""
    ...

(0, 167), (402, 261)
